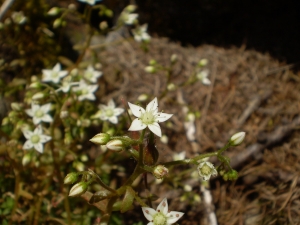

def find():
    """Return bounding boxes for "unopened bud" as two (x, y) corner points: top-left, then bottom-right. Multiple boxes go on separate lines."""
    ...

(69, 181), (88, 197)
(32, 92), (44, 100)
(144, 66), (156, 74)
(11, 102), (23, 111)
(64, 172), (78, 184)
(53, 18), (62, 28)
(106, 139), (123, 152)
(230, 132), (245, 146)
(90, 133), (111, 145)
(137, 94), (148, 102)
(170, 54), (178, 63)
(99, 21), (108, 30)
(167, 83), (176, 91)
(47, 7), (60, 16)
(198, 58), (208, 67)
(125, 5), (137, 13)
(153, 165), (169, 179)
(22, 153), (32, 166)
(29, 82), (41, 89)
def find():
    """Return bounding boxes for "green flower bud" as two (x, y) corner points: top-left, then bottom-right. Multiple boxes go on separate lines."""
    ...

(153, 165), (169, 179)
(64, 172), (78, 184)
(90, 133), (110, 145)
(106, 139), (123, 152)
(47, 7), (61, 16)
(69, 181), (88, 197)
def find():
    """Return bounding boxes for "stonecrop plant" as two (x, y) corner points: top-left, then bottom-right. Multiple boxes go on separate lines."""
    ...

(0, 0), (246, 224)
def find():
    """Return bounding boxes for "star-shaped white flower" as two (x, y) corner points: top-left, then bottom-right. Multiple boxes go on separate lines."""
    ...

(77, 0), (102, 5)
(42, 63), (68, 84)
(83, 65), (103, 83)
(128, 97), (172, 137)
(25, 103), (53, 125)
(22, 125), (52, 153)
(93, 99), (124, 124)
(132, 24), (151, 42)
(197, 161), (218, 181)
(72, 80), (98, 101)
(142, 198), (184, 225)
(197, 69), (211, 85)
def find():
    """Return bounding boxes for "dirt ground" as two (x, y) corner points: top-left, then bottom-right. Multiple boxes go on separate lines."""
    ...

(93, 37), (300, 225)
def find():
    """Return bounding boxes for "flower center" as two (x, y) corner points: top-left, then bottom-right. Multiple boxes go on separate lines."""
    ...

(51, 71), (59, 78)
(152, 212), (167, 225)
(105, 109), (114, 117)
(200, 163), (212, 176)
(141, 111), (155, 125)
(30, 134), (40, 144)
(85, 71), (93, 79)
(34, 109), (44, 118)
(82, 89), (89, 95)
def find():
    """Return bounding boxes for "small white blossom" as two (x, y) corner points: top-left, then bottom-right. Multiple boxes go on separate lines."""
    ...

(128, 97), (172, 137)
(42, 63), (68, 84)
(83, 65), (102, 83)
(25, 103), (53, 125)
(132, 24), (151, 42)
(197, 162), (218, 181)
(73, 80), (98, 101)
(77, 0), (102, 5)
(197, 69), (211, 85)
(142, 198), (184, 225)
(122, 12), (138, 25)
(11, 11), (27, 24)
(56, 76), (79, 93)
(22, 125), (52, 153)
(93, 100), (124, 124)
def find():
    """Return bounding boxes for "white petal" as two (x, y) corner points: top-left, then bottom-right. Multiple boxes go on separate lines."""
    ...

(156, 113), (173, 123)
(156, 198), (168, 215)
(40, 134), (52, 143)
(167, 211), (184, 224)
(108, 99), (115, 108)
(113, 108), (124, 116)
(147, 223), (154, 225)
(85, 93), (96, 101)
(59, 71), (68, 78)
(128, 118), (147, 131)
(23, 130), (33, 139)
(34, 143), (44, 153)
(128, 102), (144, 117)
(25, 109), (33, 117)
(53, 63), (61, 72)
(42, 114), (53, 123)
(33, 117), (41, 125)
(34, 125), (43, 134)
(142, 207), (156, 221)
(23, 140), (33, 149)
(146, 97), (158, 112)
(108, 116), (118, 124)
(202, 78), (211, 85)
(41, 103), (51, 112)
(148, 122), (162, 137)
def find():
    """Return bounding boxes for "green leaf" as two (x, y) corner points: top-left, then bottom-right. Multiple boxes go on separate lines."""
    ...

(120, 186), (135, 213)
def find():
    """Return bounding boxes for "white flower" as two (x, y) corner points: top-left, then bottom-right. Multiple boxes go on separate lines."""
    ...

(25, 103), (53, 125)
(93, 99), (124, 124)
(83, 65), (102, 83)
(132, 24), (151, 42)
(42, 63), (68, 84)
(11, 11), (27, 24)
(73, 80), (98, 101)
(142, 198), (184, 225)
(128, 97), (172, 137)
(122, 12), (138, 25)
(22, 125), (52, 153)
(197, 162), (218, 181)
(77, 0), (102, 5)
(197, 69), (211, 85)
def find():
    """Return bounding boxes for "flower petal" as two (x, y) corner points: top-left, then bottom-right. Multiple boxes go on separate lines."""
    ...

(34, 125), (43, 134)
(128, 118), (147, 131)
(41, 103), (51, 112)
(25, 109), (33, 117)
(167, 211), (184, 224)
(128, 102), (144, 117)
(23, 130), (33, 139)
(156, 198), (168, 215)
(142, 207), (156, 221)
(108, 99), (115, 108)
(40, 134), (52, 143)
(23, 140), (33, 149)
(33, 117), (41, 125)
(148, 122), (162, 137)
(156, 112), (173, 123)
(146, 97), (158, 112)
(34, 143), (44, 153)
(42, 114), (53, 123)
(108, 116), (118, 124)
(113, 108), (124, 116)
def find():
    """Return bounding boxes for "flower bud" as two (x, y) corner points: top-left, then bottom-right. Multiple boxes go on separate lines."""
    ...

(29, 82), (41, 89)
(32, 92), (44, 100)
(144, 66), (156, 73)
(69, 181), (88, 197)
(22, 153), (32, 166)
(167, 83), (176, 91)
(64, 172), (78, 184)
(53, 18), (62, 29)
(197, 162), (217, 181)
(137, 94), (148, 101)
(170, 54), (178, 64)
(47, 7), (60, 16)
(125, 5), (137, 13)
(198, 58), (208, 67)
(230, 132), (245, 146)
(90, 133), (111, 145)
(99, 21), (108, 30)
(153, 165), (169, 179)
(106, 139), (123, 152)
(11, 102), (23, 111)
